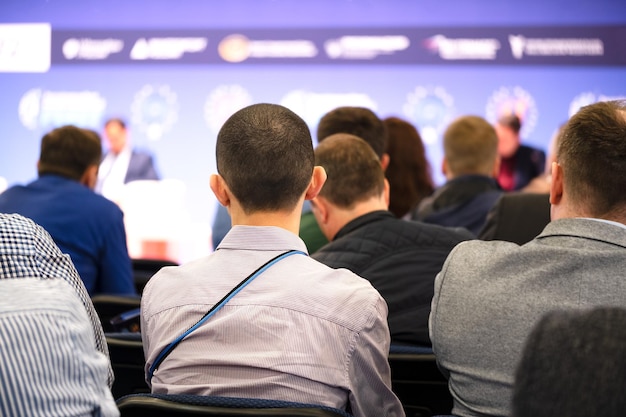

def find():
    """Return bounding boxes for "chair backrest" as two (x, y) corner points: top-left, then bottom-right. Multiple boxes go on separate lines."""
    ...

(92, 294), (141, 332)
(388, 345), (453, 417)
(132, 258), (178, 294)
(106, 333), (150, 399)
(116, 393), (353, 417)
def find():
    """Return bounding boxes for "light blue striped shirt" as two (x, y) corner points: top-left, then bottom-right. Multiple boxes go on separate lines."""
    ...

(142, 225), (405, 417)
(0, 278), (119, 417)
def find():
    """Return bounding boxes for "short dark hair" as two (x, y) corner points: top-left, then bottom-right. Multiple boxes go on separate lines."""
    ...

(315, 133), (384, 209)
(38, 125), (102, 181)
(497, 113), (522, 134)
(557, 100), (626, 217)
(444, 115), (498, 176)
(383, 116), (434, 218)
(316, 107), (387, 159)
(104, 117), (127, 129)
(216, 103), (314, 213)
(512, 307), (626, 417)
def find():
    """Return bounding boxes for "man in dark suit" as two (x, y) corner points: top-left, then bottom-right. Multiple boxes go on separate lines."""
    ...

(429, 100), (626, 417)
(96, 118), (160, 201)
(495, 113), (545, 191)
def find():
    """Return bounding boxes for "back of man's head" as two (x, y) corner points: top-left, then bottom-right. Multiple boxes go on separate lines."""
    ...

(315, 133), (385, 209)
(316, 106), (387, 159)
(512, 307), (626, 417)
(443, 115), (498, 177)
(216, 103), (314, 213)
(38, 125), (102, 181)
(556, 99), (626, 218)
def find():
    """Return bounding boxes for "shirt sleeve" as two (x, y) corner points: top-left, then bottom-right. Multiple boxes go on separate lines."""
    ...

(98, 210), (136, 295)
(347, 295), (406, 417)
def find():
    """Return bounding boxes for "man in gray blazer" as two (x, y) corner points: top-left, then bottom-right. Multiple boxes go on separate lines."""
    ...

(429, 99), (626, 417)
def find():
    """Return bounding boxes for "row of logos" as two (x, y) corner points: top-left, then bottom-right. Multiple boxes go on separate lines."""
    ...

(17, 83), (622, 144)
(1, 24), (625, 72)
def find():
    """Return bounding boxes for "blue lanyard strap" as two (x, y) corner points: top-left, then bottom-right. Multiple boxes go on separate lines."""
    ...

(148, 249), (306, 381)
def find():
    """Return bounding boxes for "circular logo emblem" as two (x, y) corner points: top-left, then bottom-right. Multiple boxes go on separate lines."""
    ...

(218, 34), (251, 63)
(403, 86), (455, 146)
(203, 84), (254, 134)
(485, 86), (538, 139)
(130, 84), (179, 141)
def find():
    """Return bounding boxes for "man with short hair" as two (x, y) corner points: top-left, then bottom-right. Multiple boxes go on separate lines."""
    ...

(301, 106), (390, 253)
(141, 103), (405, 417)
(429, 100), (626, 417)
(413, 115), (502, 235)
(311, 134), (472, 347)
(0, 125), (135, 296)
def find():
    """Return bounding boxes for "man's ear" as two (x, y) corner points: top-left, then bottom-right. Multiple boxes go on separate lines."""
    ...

(549, 162), (564, 205)
(441, 158), (449, 177)
(304, 166), (327, 200)
(80, 165), (99, 189)
(210, 174), (231, 207)
(380, 153), (390, 171)
(492, 155), (501, 178)
(310, 196), (330, 226)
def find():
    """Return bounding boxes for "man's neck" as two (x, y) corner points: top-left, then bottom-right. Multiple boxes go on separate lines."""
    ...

(229, 204), (305, 236)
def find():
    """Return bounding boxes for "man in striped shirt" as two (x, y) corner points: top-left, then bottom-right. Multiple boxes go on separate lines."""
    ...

(0, 213), (117, 416)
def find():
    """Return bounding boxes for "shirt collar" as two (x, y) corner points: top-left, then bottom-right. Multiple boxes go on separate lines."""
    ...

(217, 225), (309, 253)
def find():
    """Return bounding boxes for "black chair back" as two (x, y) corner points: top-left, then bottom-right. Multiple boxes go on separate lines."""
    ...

(106, 333), (150, 399)
(92, 294), (141, 332)
(388, 345), (453, 417)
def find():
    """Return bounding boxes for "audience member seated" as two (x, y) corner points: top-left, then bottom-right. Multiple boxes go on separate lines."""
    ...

(0, 213), (116, 412)
(429, 100), (626, 417)
(412, 115), (502, 235)
(0, 126), (135, 296)
(311, 134), (472, 347)
(495, 113), (546, 191)
(383, 116), (435, 219)
(140, 104), (405, 417)
(512, 307), (626, 417)
(300, 106), (390, 253)
(97, 117), (160, 202)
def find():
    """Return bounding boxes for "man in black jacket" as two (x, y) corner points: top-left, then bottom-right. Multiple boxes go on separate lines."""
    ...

(311, 133), (472, 347)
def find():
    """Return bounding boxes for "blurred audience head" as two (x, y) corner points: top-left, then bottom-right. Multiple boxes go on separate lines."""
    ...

(317, 106), (389, 168)
(383, 116), (434, 218)
(513, 307), (626, 417)
(37, 125), (102, 188)
(443, 115), (499, 179)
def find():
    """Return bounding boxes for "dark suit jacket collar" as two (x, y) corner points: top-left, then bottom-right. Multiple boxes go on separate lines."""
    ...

(538, 218), (626, 249)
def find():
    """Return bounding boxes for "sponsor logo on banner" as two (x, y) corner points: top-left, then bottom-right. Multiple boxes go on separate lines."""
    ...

(423, 35), (500, 60)
(130, 37), (208, 60)
(62, 37), (124, 60)
(218, 34), (317, 63)
(403, 86), (455, 146)
(324, 35), (410, 59)
(485, 86), (538, 139)
(18, 89), (106, 130)
(130, 85), (178, 140)
(203, 85), (254, 133)
(0, 23), (51, 72)
(508, 35), (604, 60)
(280, 90), (378, 128)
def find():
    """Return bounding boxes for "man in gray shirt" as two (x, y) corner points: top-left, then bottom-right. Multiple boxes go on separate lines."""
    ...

(429, 100), (626, 417)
